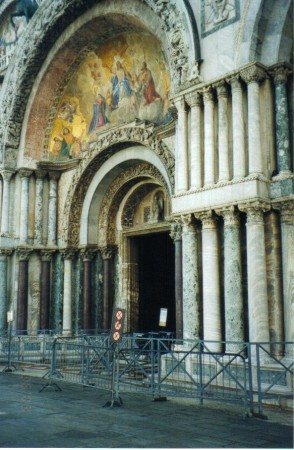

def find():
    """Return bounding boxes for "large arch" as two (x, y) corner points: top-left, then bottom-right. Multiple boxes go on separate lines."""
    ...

(0, 0), (200, 169)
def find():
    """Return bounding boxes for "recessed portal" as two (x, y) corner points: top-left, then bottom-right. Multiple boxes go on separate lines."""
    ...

(134, 232), (175, 333)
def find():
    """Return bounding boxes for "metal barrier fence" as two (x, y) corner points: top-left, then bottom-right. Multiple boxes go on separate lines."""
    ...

(1, 333), (293, 417)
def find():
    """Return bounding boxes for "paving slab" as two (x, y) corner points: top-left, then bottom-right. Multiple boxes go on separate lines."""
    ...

(0, 371), (293, 449)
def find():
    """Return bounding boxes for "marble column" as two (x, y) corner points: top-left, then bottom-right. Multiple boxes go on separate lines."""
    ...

(278, 202), (294, 350)
(226, 75), (246, 179)
(217, 206), (244, 352)
(16, 248), (32, 334)
(0, 176), (3, 229)
(40, 251), (54, 331)
(185, 92), (202, 189)
(48, 171), (60, 246)
(0, 249), (12, 332)
(0, 170), (14, 235)
(34, 170), (47, 245)
(80, 247), (96, 332)
(170, 222), (183, 340)
(239, 202), (270, 345)
(174, 97), (189, 192)
(270, 64), (292, 175)
(202, 87), (216, 186)
(215, 81), (230, 182)
(264, 211), (284, 355)
(101, 246), (115, 331)
(241, 65), (266, 176)
(19, 169), (33, 244)
(181, 215), (201, 341)
(61, 249), (76, 335)
(196, 210), (222, 351)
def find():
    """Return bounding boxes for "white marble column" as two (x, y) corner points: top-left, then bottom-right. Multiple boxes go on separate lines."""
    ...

(61, 249), (75, 335)
(174, 97), (189, 193)
(0, 170), (14, 235)
(217, 206), (244, 352)
(196, 210), (222, 351)
(181, 214), (201, 340)
(239, 202), (270, 345)
(202, 87), (216, 186)
(19, 169), (33, 244)
(0, 249), (12, 332)
(185, 92), (202, 189)
(226, 75), (246, 179)
(48, 171), (60, 246)
(241, 65), (266, 176)
(278, 202), (294, 351)
(34, 170), (46, 245)
(215, 81), (230, 182)
(0, 176), (3, 230)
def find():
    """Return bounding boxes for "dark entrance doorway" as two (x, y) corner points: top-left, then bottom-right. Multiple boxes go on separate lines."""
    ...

(135, 232), (175, 333)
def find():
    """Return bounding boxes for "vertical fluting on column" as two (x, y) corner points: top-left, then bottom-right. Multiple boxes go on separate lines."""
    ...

(278, 202), (294, 351)
(0, 170), (14, 235)
(174, 97), (189, 192)
(48, 171), (60, 246)
(202, 87), (216, 186)
(264, 211), (284, 355)
(16, 249), (32, 334)
(241, 64), (266, 176)
(239, 202), (270, 345)
(19, 169), (33, 244)
(80, 247), (96, 332)
(40, 251), (54, 331)
(101, 246), (114, 331)
(196, 210), (222, 351)
(217, 206), (244, 352)
(170, 222), (183, 340)
(34, 170), (46, 245)
(0, 250), (12, 332)
(185, 92), (202, 189)
(61, 249), (76, 335)
(270, 64), (292, 175)
(226, 76), (246, 179)
(181, 214), (201, 340)
(215, 81), (230, 182)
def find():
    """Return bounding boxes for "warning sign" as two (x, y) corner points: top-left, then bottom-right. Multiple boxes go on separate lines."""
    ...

(110, 308), (126, 343)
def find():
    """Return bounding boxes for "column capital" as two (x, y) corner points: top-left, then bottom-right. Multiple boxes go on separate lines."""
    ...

(216, 205), (240, 227)
(80, 246), (97, 261)
(173, 96), (188, 112)
(16, 247), (33, 261)
(1, 170), (14, 181)
(194, 210), (217, 228)
(273, 200), (294, 225)
(213, 80), (228, 98)
(226, 74), (242, 90)
(0, 248), (13, 258)
(201, 86), (214, 103)
(239, 201), (270, 223)
(100, 245), (116, 260)
(185, 91), (202, 107)
(35, 169), (47, 180)
(269, 63), (292, 84)
(240, 64), (267, 84)
(181, 213), (198, 232)
(19, 168), (33, 179)
(168, 104), (178, 120)
(169, 222), (182, 242)
(40, 249), (56, 262)
(48, 171), (61, 182)
(60, 248), (76, 260)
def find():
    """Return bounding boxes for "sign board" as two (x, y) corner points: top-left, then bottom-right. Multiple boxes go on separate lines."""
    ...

(110, 308), (126, 343)
(159, 308), (168, 327)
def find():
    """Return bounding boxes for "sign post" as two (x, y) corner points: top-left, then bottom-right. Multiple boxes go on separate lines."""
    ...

(3, 311), (17, 373)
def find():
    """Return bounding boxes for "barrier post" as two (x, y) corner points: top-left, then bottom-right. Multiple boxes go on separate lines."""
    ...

(2, 311), (17, 373)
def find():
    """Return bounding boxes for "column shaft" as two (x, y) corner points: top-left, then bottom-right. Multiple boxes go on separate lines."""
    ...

(19, 170), (32, 244)
(34, 171), (46, 245)
(40, 260), (51, 330)
(17, 259), (29, 334)
(103, 257), (112, 330)
(174, 98), (189, 192)
(63, 257), (73, 335)
(228, 77), (246, 178)
(175, 239), (183, 339)
(203, 88), (215, 185)
(186, 92), (202, 189)
(83, 260), (92, 331)
(1, 171), (13, 234)
(48, 173), (59, 245)
(0, 253), (9, 332)
(216, 83), (230, 181)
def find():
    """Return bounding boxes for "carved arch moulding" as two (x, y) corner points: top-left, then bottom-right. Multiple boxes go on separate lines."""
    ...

(62, 125), (175, 246)
(0, 0), (200, 169)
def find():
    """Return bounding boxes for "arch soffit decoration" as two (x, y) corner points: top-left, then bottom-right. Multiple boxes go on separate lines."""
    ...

(0, 0), (200, 169)
(64, 128), (174, 247)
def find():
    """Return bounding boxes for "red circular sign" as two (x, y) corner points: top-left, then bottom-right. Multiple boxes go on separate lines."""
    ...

(114, 321), (122, 331)
(113, 331), (120, 341)
(116, 310), (123, 320)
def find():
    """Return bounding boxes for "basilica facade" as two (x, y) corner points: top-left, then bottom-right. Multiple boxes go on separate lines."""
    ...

(0, 0), (293, 357)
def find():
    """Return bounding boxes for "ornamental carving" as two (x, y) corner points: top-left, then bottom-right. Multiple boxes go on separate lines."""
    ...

(238, 201), (270, 224)
(169, 222), (182, 242)
(216, 205), (240, 227)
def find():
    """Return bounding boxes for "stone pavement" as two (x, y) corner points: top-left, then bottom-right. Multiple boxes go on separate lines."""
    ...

(0, 370), (293, 449)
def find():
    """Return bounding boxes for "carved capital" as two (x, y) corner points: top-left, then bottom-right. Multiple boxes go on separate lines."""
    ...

(194, 210), (217, 228)
(48, 171), (61, 182)
(60, 248), (76, 260)
(0, 248), (13, 258)
(185, 91), (202, 108)
(173, 97), (188, 112)
(270, 63), (292, 84)
(213, 81), (228, 98)
(1, 170), (14, 181)
(100, 245), (116, 260)
(40, 250), (55, 262)
(226, 75), (242, 91)
(80, 246), (97, 261)
(19, 168), (33, 179)
(16, 247), (33, 261)
(240, 64), (267, 84)
(273, 200), (294, 225)
(168, 104), (178, 120)
(239, 201), (270, 224)
(170, 221), (182, 242)
(201, 86), (214, 103)
(35, 170), (47, 180)
(216, 205), (240, 227)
